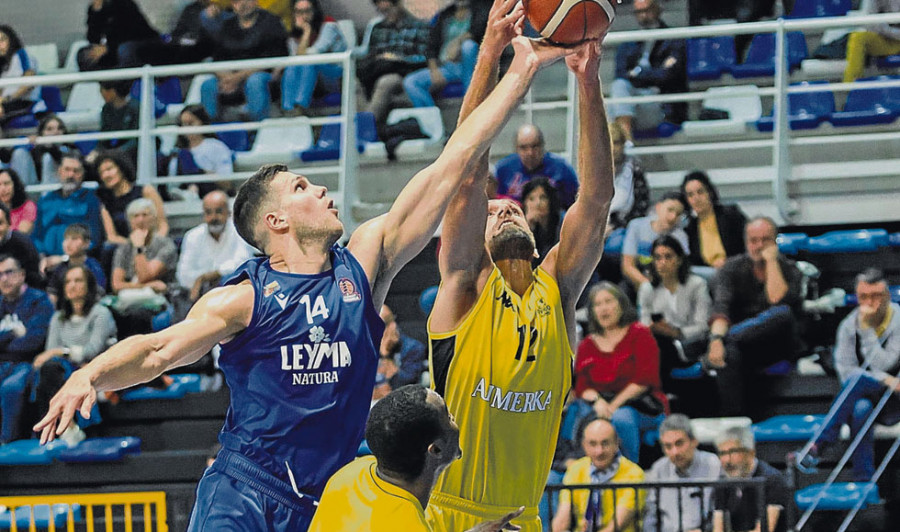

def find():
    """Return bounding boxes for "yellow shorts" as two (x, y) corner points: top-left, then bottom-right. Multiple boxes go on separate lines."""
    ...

(425, 492), (542, 532)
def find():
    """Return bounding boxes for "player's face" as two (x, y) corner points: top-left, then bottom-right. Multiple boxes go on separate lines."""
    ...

(274, 171), (344, 245)
(591, 289), (622, 330)
(683, 179), (712, 217)
(582, 420), (619, 470)
(745, 220), (777, 263)
(717, 439), (754, 478)
(660, 429), (697, 472)
(426, 390), (462, 470)
(485, 200), (533, 243)
(654, 199), (684, 232)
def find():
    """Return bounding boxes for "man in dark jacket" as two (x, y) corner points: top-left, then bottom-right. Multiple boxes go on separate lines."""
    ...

(609, 0), (687, 139)
(77, 0), (161, 70)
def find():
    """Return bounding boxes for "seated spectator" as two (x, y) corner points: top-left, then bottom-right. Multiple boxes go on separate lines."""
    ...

(45, 224), (107, 301)
(610, 0), (686, 139)
(521, 177), (561, 262)
(168, 105), (235, 198)
(280, 0), (348, 115)
(551, 416), (646, 532)
(85, 80), (140, 167)
(621, 192), (688, 291)
(681, 171), (747, 275)
(175, 190), (254, 302)
(643, 414), (721, 532)
(357, 0), (430, 128)
(844, 0), (900, 82)
(494, 124), (579, 209)
(714, 425), (791, 532)
(77, 0), (161, 71)
(566, 282), (667, 463)
(0, 254), (54, 443)
(200, 0), (288, 122)
(97, 152), (169, 246)
(213, 0), (294, 29)
(402, 0), (476, 108)
(9, 114), (80, 186)
(30, 264), (116, 444)
(130, 0), (226, 66)
(803, 269), (900, 481)
(0, 25), (42, 132)
(0, 168), (36, 235)
(372, 304), (428, 401)
(608, 122), (649, 233)
(707, 217), (804, 416)
(0, 203), (43, 289)
(638, 236), (711, 388)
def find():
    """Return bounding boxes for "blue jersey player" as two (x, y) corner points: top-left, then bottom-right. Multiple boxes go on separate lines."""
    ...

(33, 11), (578, 531)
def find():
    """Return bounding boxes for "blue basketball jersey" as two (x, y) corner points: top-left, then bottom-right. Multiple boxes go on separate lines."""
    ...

(217, 244), (384, 498)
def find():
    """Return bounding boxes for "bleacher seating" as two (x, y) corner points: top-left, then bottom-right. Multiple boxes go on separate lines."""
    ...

(56, 437), (142, 463)
(362, 106), (445, 158)
(730, 32), (808, 78)
(24, 43), (60, 75)
(787, 0), (853, 19)
(0, 504), (83, 529)
(687, 36), (737, 81)
(830, 76), (900, 127)
(756, 81), (836, 131)
(804, 228), (890, 253)
(234, 118), (315, 169)
(681, 85), (762, 136)
(795, 482), (880, 510)
(56, 81), (103, 131)
(876, 54), (900, 69)
(0, 440), (68, 466)
(120, 374), (203, 401)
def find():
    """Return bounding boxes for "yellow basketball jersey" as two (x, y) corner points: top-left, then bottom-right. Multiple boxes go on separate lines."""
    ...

(308, 456), (432, 532)
(428, 266), (573, 509)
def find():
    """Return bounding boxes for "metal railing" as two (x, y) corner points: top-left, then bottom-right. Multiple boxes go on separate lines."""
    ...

(0, 491), (168, 531)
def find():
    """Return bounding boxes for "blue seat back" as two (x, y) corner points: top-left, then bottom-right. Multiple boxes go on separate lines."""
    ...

(752, 414), (824, 442)
(356, 112), (379, 143)
(56, 436), (142, 463)
(216, 127), (250, 152)
(788, 81), (835, 118)
(843, 76), (900, 113)
(743, 32), (808, 69)
(777, 232), (809, 254)
(316, 122), (342, 149)
(0, 439), (69, 465)
(788, 0), (852, 19)
(804, 228), (889, 253)
(795, 482), (879, 511)
(687, 36), (736, 79)
(40, 86), (65, 113)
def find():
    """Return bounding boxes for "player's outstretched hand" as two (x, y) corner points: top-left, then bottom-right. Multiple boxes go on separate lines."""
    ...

(467, 506), (525, 531)
(483, 0), (525, 57)
(511, 36), (577, 71)
(33, 370), (97, 444)
(565, 40), (602, 82)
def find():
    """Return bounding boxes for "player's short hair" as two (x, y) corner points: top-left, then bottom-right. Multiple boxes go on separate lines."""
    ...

(63, 223), (92, 242)
(365, 385), (445, 481)
(659, 413), (696, 441)
(715, 425), (755, 451)
(233, 164), (287, 252)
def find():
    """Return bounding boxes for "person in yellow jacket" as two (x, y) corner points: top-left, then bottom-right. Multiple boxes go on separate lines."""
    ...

(309, 385), (524, 532)
(551, 417), (646, 532)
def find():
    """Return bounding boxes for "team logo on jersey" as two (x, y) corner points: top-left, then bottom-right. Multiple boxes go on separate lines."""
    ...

(535, 299), (551, 317)
(470, 377), (553, 413)
(263, 281), (280, 297)
(338, 278), (361, 302)
(274, 293), (288, 310)
(496, 290), (515, 310)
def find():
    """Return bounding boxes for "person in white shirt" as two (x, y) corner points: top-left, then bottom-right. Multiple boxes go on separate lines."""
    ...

(176, 190), (255, 302)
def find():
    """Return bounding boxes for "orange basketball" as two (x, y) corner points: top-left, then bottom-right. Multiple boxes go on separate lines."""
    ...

(524, 0), (618, 45)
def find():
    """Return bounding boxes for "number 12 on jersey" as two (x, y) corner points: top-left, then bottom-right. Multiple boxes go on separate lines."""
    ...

(515, 324), (539, 362)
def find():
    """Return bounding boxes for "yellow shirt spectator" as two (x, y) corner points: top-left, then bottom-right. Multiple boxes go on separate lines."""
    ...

(558, 455), (646, 532)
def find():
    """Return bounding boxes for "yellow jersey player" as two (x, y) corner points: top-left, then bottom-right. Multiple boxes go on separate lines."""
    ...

(425, 4), (615, 531)
(308, 385), (524, 532)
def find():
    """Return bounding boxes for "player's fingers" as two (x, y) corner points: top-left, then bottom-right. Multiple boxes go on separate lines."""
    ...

(499, 506), (525, 527)
(55, 402), (78, 436)
(79, 391), (96, 419)
(40, 422), (57, 445)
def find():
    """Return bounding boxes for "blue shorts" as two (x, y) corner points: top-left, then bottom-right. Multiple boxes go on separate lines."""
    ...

(187, 449), (318, 532)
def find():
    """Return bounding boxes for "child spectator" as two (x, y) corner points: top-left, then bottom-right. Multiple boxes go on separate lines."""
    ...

(45, 224), (107, 301)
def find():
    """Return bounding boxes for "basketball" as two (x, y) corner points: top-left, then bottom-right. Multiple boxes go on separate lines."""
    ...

(524, 0), (618, 45)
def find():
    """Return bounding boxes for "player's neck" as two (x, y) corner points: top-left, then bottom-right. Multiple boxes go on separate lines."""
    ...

(268, 241), (333, 274)
(495, 258), (535, 297)
(375, 466), (432, 509)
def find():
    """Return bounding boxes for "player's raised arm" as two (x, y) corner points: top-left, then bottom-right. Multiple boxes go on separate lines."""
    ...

(543, 42), (615, 312)
(34, 283), (253, 443)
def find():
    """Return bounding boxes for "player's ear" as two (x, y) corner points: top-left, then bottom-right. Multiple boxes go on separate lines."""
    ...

(263, 210), (287, 232)
(427, 441), (443, 459)
(533, 247), (540, 259)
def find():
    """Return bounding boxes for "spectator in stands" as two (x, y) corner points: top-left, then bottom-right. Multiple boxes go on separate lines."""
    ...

(610, 0), (687, 140)
(0, 25), (41, 131)
(85, 80), (140, 166)
(176, 190), (255, 302)
(168, 104), (235, 198)
(0, 169), (36, 235)
(214, 0), (294, 29)
(706, 216), (804, 416)
(844, 0), (900, 82)
(9, 114), (79, 186)
(551, 416), (645, 532)
(681, 171), (747, 275)
(567, 282), (667, 463)
(494, 124), (580, 209)
(357, 0), (430, 128)
(97, 152), (169, 246)
(30, 264), (116, 445)
(714, 425), (791, 532)
(45, 224), (107, 302)
(608, 122), (650, 234)
(372, 304), (428, 401)
(402, 0), (476, 108)
(638, 235), (711, 388)
(200, 0), (288, 122)
(643, 414), (722, 532)
(803, 268), (900, 481)
(32, 153), (105, 268)
(621, 192), (689, 291)
(0, 254), (54, 443)
(130, 0), (226, 66)
(0, 203), (43, 290)
(279, 0), (348, 116)
(521, 178), (561, 262)
(77, 0), (161, 71)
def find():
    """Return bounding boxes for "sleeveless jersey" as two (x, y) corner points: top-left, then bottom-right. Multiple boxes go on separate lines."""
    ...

(218, 244), (384, 498)
(429, 266), (573, 508)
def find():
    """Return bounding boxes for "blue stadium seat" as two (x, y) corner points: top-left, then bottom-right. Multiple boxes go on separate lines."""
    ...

(830, 76), (900, 127)
(217, 126), (251, 152)
(56, 436), (141, 463)
(419, 285), (439, 315)
(731, 32), (808, 78)
(633, 121), (681, 140)
(787, 0), (852, 19)
(603, 227), (627, 256)
(73, 137), (98, 155)
(846, 285), (900, 305)
(121, 374), (202, 401)
(803, 229), (889, 253)
(440, 81), (465, 99)
(0, 504), (83, 529)
(299, 113), (374, 162)
(757, 81), (835, 131)
(0, 439), (69, 465)
(41, 85), (65, 113)
(752, 414), (824, 442)
(777, 232), (809, 254)
(876, 54), (900, 69)
(890, 232), (900, 247)
(687, 36), (736, 81)
(795, 482), (879, 511)
(312, 91), (343, 108)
